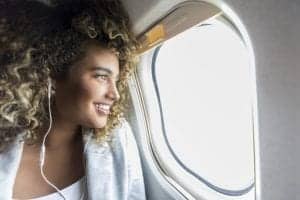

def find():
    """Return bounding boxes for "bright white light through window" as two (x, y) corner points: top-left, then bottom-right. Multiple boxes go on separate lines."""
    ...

(154, 20), (255, 192)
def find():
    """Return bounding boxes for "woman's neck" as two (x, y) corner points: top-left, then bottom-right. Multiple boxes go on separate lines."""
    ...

(45, 119), (81, 150)
(34, 104), (82, 150)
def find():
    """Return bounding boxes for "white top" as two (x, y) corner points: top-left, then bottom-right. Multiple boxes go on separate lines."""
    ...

(13, 176), (86, 200)
(1, 120), (146, 200)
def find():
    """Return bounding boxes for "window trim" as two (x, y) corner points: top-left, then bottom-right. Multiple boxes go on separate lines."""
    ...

(131, 0), (260, 199)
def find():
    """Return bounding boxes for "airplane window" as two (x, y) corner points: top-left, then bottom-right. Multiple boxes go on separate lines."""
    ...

(150, 19), (255, 198)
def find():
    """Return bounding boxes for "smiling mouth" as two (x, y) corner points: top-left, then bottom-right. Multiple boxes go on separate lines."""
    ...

(94, 103), (110, 115)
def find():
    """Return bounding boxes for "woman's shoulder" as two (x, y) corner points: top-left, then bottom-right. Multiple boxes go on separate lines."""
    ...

(83, 118), (134, 152)
(110, 118), (134, 146)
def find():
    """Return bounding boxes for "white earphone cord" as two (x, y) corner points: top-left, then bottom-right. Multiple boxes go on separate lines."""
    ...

(40, 79), (86, 200)
(39, 78), (67, 199)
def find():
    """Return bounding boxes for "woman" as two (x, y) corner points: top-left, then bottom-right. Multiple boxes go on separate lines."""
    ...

(0, 0), (145, 199)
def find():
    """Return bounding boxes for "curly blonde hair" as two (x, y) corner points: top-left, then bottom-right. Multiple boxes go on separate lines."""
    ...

(0, 0), (138, 151)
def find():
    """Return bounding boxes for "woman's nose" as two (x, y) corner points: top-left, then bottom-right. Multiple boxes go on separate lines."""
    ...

(106, 81), (120, 102)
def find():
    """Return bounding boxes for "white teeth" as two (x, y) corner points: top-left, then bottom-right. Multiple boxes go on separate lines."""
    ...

(95, 104), (110, 111)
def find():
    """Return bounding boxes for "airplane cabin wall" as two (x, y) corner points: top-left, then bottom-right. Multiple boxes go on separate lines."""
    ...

(122, 0), (300, 199)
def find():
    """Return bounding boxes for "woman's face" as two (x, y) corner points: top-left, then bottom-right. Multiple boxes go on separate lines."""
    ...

(54, 43), (120, 129)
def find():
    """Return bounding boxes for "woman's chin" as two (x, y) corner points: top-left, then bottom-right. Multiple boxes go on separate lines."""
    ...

(94, 118), (108, 129)
(83, 115), (108, 129)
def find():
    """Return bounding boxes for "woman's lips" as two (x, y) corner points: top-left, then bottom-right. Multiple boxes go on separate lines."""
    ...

(94, 103), (110, 115)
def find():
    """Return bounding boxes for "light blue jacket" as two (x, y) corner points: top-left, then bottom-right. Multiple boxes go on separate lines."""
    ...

(0, 120), (146, 200)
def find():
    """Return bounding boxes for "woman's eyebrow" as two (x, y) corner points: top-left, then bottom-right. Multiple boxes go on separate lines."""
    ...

(91, 66), (112, 74)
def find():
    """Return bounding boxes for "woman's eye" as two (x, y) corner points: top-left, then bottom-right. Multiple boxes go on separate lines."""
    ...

(95, 74), (108, 81)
